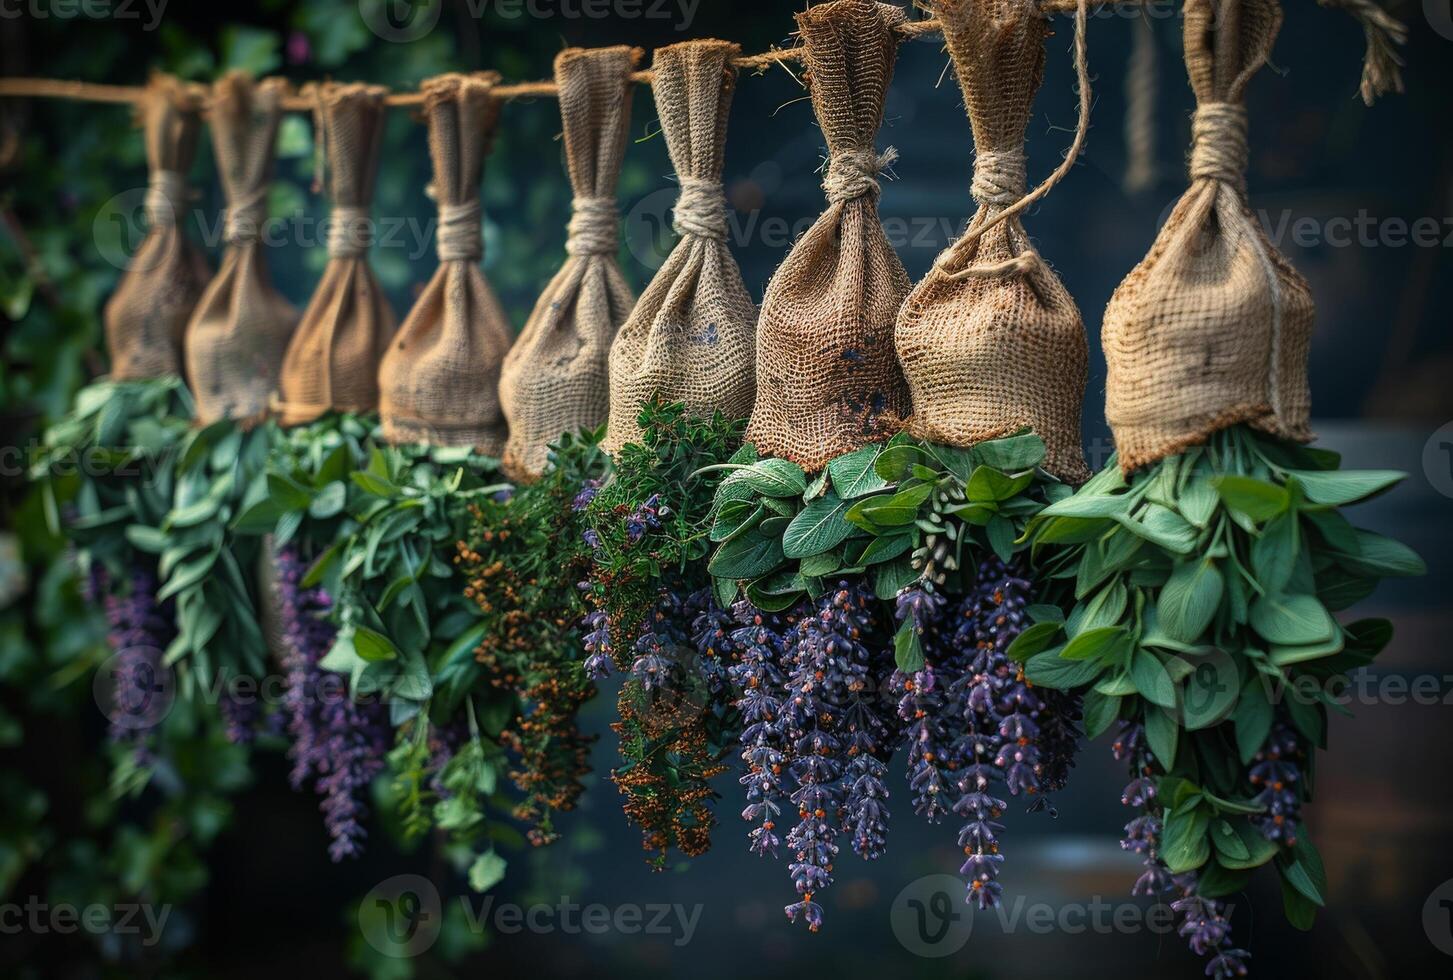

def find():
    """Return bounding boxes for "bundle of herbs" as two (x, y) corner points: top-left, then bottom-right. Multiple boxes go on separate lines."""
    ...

(456, 430), (608, 848)
(1024, 426), (1422, 974)
(236, 414), (518, 885)
(706, 431), (1084, 928)
(576, 399), (745, 867)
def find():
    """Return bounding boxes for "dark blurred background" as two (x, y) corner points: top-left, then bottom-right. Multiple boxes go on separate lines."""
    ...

(1, 0), (1450, 977)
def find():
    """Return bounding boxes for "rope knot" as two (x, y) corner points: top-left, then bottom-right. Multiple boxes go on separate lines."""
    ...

(435, 198), (482, 262)
(672, 178), (728, 241)
(566, 196), (620, 257)
(1189, 102), (1249, 189)
(823, 146), (898, 204)
(327, 205), (373, 259)
(970, 149), (1027, 208)
(223, 189), (267, 245)
(144, 169), (187, 229)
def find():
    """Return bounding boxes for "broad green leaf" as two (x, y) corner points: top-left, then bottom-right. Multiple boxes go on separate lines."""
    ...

(1023, 649), (1105, 689)
(1060, 626), (1131, 663)
(1252, 513), (1299, 594)
(1130, 649), (1177, 708)
(1212, 475), (1288, 522)
(1157, 559), (1224, 644)
(352, 626), (399, 662)
(782, 495), (853, 558)
(971, 432), (1045, 472)
(1286, 468), (1403, 506)
(1081, 689), (1122, 739)
(709, 531), (786, 580)
(826, 445), (888, 498)
(1249, 593), (1336, 645)
(1005, 621), (1062, 662)
(1145, 705), (1178, 769)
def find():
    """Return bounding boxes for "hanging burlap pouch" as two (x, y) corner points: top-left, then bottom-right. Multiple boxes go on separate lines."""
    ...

(274, 83), (396, 427)
(499, 46), (640, 480)
(745, 0), (911, 472)
(185, 73), (298, 424)
(895, 0), (1088, 483)
(377, 73), (514, 452)
(601, 40), (757, 453)
(103, 75), (211, 381)
(1102, 0), (1313, 473)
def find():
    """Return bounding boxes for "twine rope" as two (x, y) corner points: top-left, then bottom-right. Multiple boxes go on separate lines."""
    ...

(223, 188), (268, 245)
(1189, 102), (1249, 189)
(823, 146), (899, 204)
(970, 149), (1027, 207)
(565, 196), (620, 257)
(672, 177), (729, 241)
(435, 198), (482, 262)
(143, 168), (187, 228)
(327, 204), (372, 258)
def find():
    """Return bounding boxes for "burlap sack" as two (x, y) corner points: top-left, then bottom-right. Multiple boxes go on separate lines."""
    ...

(1102, 0), (1313, 473)
(744, 0), (911, 472)
(895, 0), (1089, 483)
(601, 40), (757, 453)
(274, 83), (396, 427)
(499, 46), (640, 480)
(185, 73), (298, 424)
(103, 75), (211, 381)
(377, 73), (514, 453)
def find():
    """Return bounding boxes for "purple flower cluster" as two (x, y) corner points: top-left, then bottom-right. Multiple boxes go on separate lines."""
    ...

(726, 585), (897, 931)
(625, 493), (670, 543)
(97, 562), (175, 751)
(274, 544), (391, 861)
(1248, 724), (1303, 844)
(1113, 722), (1250, 979)
(582, 609), (613, 679)
(890, 558), (1081, 911)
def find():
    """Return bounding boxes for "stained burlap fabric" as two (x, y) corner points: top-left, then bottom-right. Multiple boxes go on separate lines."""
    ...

(377, 73), (513, 452)
(1103, 0), (1313, 473)
(896, 0), (1088, 483)
(744, 0), (911, 472)
(602, 40), (757, 453)
(103, 75), (211, 381)
(185, 73), (298, 424)
(274, 84), (396, 427)
(499, 46), (640, 480)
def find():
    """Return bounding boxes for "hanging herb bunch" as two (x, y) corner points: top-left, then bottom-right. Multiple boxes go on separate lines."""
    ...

(1025, 429), (1421, 971)
(583, 33), (763, 868)
(578, 400), (746, 867)
(1018, 1), (1426, 974)
(456, 431), (608, 847)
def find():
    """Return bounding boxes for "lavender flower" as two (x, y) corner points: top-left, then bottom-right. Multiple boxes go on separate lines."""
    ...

(274, 544), (391, 861)
(582, 610), (613, 679)
(892, 560), (1082, 912)
(1248, 724), (1303, 844)
(572, 479), (602, 512)
(98, 562), (175, 751)
(728, 601), (794, 860)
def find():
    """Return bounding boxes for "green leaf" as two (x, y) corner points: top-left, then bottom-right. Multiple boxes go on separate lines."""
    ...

(1131, 649), (1178, 708)
(1252, 514), (1299, 594)
(894, 623), (925, 672)
(1161, 804), (1211, 873)
(1210, 819), (1250, 861)
(352, 627), (399, 663)
(798, 552), (842, 578)
(1081, 690), (1122, 739)
(782, 495), (853, 558)
(1157, 559), (1224, 644)
(1023, 649), (1106, 690)
(1145, 706), (1178, 769)
(855, 533), (912, 566)
(1195, 861), (1251, 898)
(873, 444), (926, 483)
(1182, 656), (1240, 730)
(232, 497), (285, 535)
(1278, 852), (1326, 907)
(826, 445), (888, 498)
(1287, 468), (1404, 506)
(872, 558), (919, 600)
(308, 481), (347, 519)
(1005, 621), (1063, 662)
(268, 472), (314, 510)
(468, 850), (507, 893)
(1117, 504), (1197, 555)
(1213, 475), (1290, 522)
(1060, 626), (1131, 663)
(971, 432), (1045, 472)
(1037, 493), (1131, 520)
(709, 531), (786, 580)
(1341, 529), (1425, 578)
(965, 466), (1033, 503)
(986, 515), (1015, 563)
(350, 470), (396, 497)
(1179, 477), (1220, 528)
(1280, 874), (1319, 930)
(1218, 818), (1280, 870)
(722, 458), (807, 497)
(1249, 593), (1336, 645)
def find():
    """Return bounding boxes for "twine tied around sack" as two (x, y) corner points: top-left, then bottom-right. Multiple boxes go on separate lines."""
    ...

(143, 168), (187, 228)
(672, 177), (728, 241)
(435, 196), (483, 262)
(1188, 102), (1249, 189)
(223, 188), (268, 245)
(326, 205), (372, 258)
(823, 145), (898, 203)
(565, 195), (620, 256)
